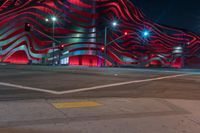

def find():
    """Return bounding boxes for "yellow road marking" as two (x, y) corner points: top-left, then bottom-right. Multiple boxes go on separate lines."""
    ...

(52, 101), (102, 109)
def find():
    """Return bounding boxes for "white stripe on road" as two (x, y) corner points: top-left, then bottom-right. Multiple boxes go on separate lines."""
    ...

(0, 82), (59, 94)
(0, 74), (190, 95)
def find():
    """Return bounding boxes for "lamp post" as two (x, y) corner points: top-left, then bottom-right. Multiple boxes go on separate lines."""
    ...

(104, 21), (118, 67)
(103, 28), (151, 67)
(141, 29), (150, 44)
(104, 26), (108, 67)
(0, 46), (2, 63)
(46, 16), (57, 65)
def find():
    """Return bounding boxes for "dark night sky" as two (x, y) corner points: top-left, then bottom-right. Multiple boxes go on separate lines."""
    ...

(132, 0), (200, 34)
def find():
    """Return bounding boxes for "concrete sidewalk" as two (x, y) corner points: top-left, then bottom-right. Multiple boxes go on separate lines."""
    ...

(0, 98), (199, 133)
(1, 64), (200, 75)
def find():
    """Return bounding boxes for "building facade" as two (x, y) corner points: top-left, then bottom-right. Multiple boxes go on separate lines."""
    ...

(0, 0), (200, 68)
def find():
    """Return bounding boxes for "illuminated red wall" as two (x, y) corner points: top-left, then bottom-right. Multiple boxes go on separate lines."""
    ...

(0, 0), (200, 68)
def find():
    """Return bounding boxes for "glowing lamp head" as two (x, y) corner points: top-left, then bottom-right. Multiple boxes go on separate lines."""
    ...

(45, 18), (49, 22)
(142, 29), (150, 38)
(144, 31), (149, 36)
(112, 21), (117, 27)
(143, 31), (149, 37)
(51, 16), (57, 22)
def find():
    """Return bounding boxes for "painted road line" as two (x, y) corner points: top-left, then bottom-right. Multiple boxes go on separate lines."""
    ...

(55, 73), (190, 95)
(0, 82), (58, 94)
(0, 73), (190, 95)
(52, 101), (101, 109)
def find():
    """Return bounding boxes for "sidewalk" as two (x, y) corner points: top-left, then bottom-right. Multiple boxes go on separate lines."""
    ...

(1, 64), (200, 75)
(0, 98), (199, 133)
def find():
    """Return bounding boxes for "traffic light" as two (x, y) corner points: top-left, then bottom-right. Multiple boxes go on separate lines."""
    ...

(59, 44), (64, 51)
(124, 32), (128, 36)
(25, 23), (31, 32)
(101, 46), (105, 52)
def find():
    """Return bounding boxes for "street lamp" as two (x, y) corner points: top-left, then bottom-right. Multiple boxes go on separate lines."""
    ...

(112, 21), (117, 27)
(0, 46), (2, 63)
(45, 18), (49, 22)
(142, 29), (150, 39)
(140, 29), (151, 46)
(103, 28), (152, 66)
(51, 16), (57, 22)
(104, 21), (118, 67)
(45, 16), (57, 65)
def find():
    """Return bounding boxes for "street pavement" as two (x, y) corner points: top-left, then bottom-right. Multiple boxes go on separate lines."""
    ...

(0, 64), (200, 133)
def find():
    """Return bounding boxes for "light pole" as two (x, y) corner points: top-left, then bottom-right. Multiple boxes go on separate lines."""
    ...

(0, 46), (2, 63)
(45, 16), (57, 65)
(104, 26), (108, 67)
(103, 29), (151, 67)
(104, 21), (118, 67)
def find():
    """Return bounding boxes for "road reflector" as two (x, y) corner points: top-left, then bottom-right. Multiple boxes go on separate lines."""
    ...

(52, 101), (102, 109)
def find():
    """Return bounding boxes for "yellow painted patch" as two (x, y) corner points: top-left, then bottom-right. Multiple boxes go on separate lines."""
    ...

(52, 101), (102, 109)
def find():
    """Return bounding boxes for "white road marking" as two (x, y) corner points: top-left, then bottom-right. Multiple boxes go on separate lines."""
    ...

(0, 74), (190, 95)
(0, 82), (59, 94)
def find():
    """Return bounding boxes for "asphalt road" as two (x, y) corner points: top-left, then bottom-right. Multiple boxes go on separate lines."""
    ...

(0, 65), (200, 133)
(0, 65), (199, 101)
